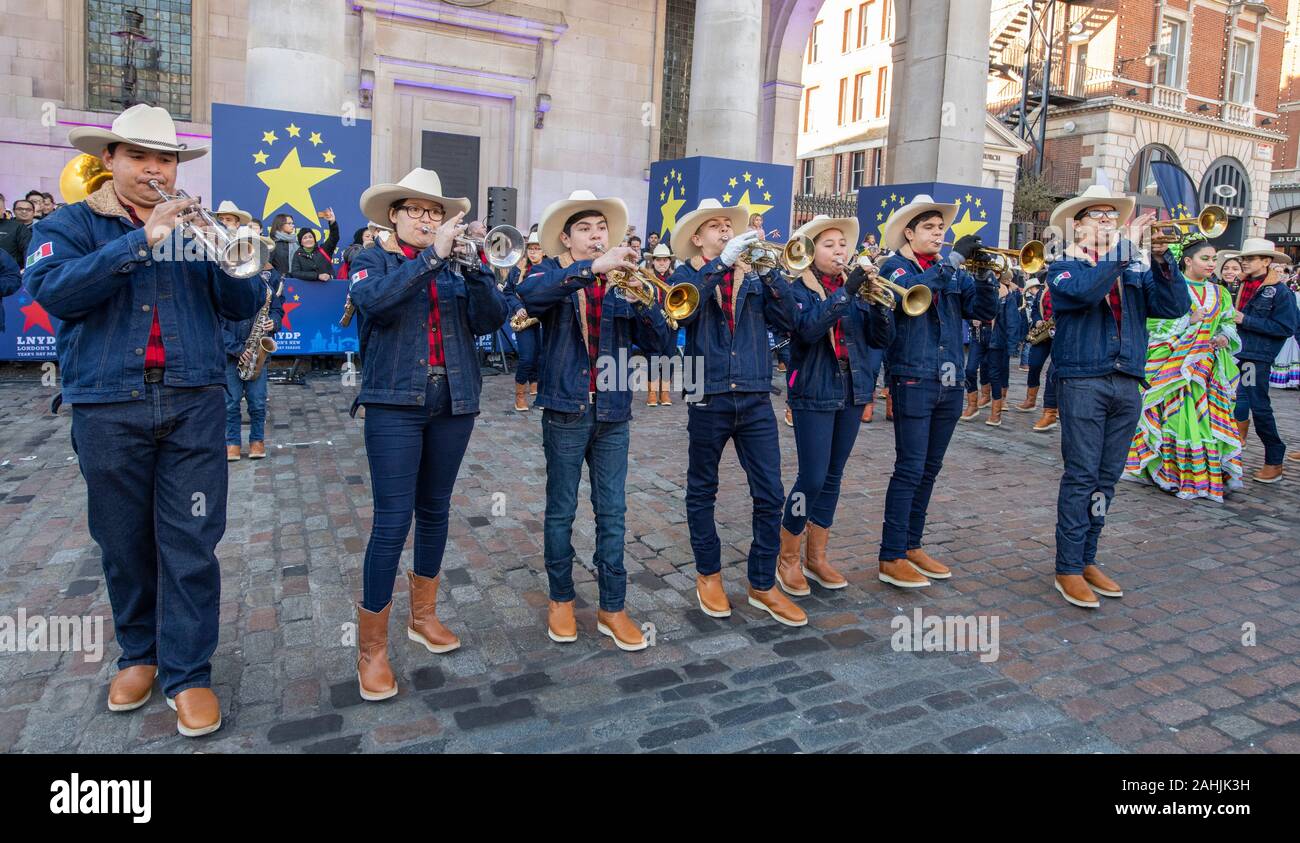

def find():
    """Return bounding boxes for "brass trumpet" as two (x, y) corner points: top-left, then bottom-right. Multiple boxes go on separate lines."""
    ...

(845, 250), (932, 317)
(510, 312), (540, 331)
(608, 265), (700, 329)
(967, 240), (1047, 275)
(743, 235), (815, 276)
(1147, 204), (1228, 243)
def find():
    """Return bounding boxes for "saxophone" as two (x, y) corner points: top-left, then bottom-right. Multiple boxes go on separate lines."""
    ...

(239, 276), (282, 381)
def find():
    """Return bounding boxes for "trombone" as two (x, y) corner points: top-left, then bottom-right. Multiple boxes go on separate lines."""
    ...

(845, 249), (932, 317)
(1147, 204), (1228, 243)
(743, 235), (815, 276)
(149, 180), (270, 278)
(967, 240), (1047, 275)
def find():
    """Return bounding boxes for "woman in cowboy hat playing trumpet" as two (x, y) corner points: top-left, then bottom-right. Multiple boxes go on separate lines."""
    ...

(502, 230), (547, 411)
(345, 168), (510, 701)
(644, 242), (678, 406)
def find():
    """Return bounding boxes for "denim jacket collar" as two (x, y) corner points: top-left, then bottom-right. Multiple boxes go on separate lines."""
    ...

(799, 267), (841, 350)
(84, 182), (136, 225)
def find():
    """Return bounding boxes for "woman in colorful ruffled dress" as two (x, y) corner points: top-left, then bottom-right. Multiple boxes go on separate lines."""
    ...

(1269, 278), (1300, 389)
(1125, 238), (1243, 501)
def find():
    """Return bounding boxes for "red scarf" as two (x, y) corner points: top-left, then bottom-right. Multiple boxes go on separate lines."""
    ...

(1078, 245), (1122, 328)
(820, 272), (849, 362)
(400, 240), (445, 368)
(1237, 274), (1266, 310)
(123, 200), (166, 369)
(915, 252), (937, 270)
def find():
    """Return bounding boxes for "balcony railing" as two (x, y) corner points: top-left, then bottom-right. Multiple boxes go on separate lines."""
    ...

(1222, 101), (1253, 127)
(1152, 85), (1186, 111)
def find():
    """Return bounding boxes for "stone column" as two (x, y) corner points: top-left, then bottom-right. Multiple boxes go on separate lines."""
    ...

(244, 0), (346, 114)
(685, 0), (762, 159)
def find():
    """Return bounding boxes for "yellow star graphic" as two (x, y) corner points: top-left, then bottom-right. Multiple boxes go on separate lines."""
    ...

(262, 130), (278, 145)
(660, 191), (665, 201)
(965, 193), (973, 202)
(659, 185), (686, 237)
(756, 177), (765, 188)
(663, 175), (668, 186)
(252, 150), (268, 165)
(257, 146), (340, 221)
(675, 171), (682, 182)
(890, 193), (897, 202)
(979, 209), (987, 219)
(286, 123), (301, 138)
(876, 212), (883, 220)
(742, 172), (752, 182)
(728, 177), (737, 188)
(731, 189), (772, 218)
(310, 132), (323, 147)
(763, 191), (771, 201)
(322, 150), (336, 164)
(680, 184), (687, 196)
(898, 195), (907, 204)
(722, 192), (733, 204)
(947, 209), (988, 242)
(974, 197), (982, 207)
(670, 168), (676, 180)
(881, 199), (887, 207)
(293, 294), (300, 301)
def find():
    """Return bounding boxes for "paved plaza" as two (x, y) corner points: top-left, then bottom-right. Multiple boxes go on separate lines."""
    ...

(1, 362), (1297, 754)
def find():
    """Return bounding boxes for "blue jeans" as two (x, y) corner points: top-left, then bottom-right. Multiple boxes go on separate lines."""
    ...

(686, 392), (783, 589)
(361, 376), (476, 611)
(70, 384), (228, 697)
(1043, 360), (1058, 409)
(224, 361), (268, 445)
(783, 370), (862, 534)
(1054, 373), (1142, 574)
(986, 347), (1010, 400)
(541, 408), (630, 611)
(864, 345), (885, 393)
(1019, 340), (1031, 366)
(964, 332), (990, 393)
(880, 376), (964, 561)
(515, 324), (542, 385)
(1234, 369), (1285, 465)
(1027, 339), (1052, 388)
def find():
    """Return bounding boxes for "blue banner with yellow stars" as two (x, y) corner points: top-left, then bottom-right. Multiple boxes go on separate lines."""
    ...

(211, 103), (371, 356)
(857, 181), (1003, 251)
(646, 157), (793, 250)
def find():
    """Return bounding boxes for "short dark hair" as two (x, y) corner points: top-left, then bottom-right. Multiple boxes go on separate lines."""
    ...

(25, 190), (42, 201)
(42, 192), (54, 201)
(628, 235), (641, 245)
(905, 210), (943, 231)
(13, 199), (34, 210)
(250, 218), (261, 226)
(562, 209), (605, 237)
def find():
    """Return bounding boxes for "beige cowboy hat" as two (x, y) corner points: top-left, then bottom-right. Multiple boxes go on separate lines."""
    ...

(214, 200), (252, 225)
(1236, 237), (1292, 264)
(672, 198), (751, 260)
(882, 195), (957, 250)
(650, 243), (673, 259)
(793, 214), (861, 253)
(1048, 185), (1136, 235)
(359, 168), (471, 229)
(525, 230), (541, 246)
(1213, 249), (1241, 275)
(69, 103), (207, 162)
(537, 189), (628, 256)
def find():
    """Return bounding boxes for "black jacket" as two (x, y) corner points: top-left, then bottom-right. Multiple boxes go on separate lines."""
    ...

(0, 218), (31, 267)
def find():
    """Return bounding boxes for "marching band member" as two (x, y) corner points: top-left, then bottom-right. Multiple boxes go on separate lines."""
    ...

(518, 190), (675, 651)
(780, 215), (894, 594)
(1030, 282), (1061, 431)
(984, 268), (1023, 427)
(958, 312), (991, 421)
(671, 199), (805, 625)
(503, 230), (547, 411)
(347, 168), (509, 700)
(221, 235), (283, 461)
(645, 242), (677, 405)
(26, 104), (267, 737)
(213, 200), (252, 231)
(1045, 185), (1190, 608)
(1016, 276), (1048, 412)
(1231, 238), (1300, 483)
(875, 196), (994, 588)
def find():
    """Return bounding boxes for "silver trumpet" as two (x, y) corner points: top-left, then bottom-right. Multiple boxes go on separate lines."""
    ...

(452, 224), (526, 269)
(148, 180), (269, 278)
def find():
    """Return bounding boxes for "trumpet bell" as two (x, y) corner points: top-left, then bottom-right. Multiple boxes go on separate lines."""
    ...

(481, 224), (526, 268)
(221, 236), (272, 279)
(60, 153), (112, 204)
(664, 282), (699, 321)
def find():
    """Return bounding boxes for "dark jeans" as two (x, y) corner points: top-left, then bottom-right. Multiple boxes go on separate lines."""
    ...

(687, 392), (783, 589)
(361, 376), (475, 611)
(541, 408), (630, 612)
(70, 384), (228, 698)
(964, 333), (990, 393)
(1054, 373), (1142, 574)
(783, 370), (862, 534)
(1043, 360), (1058, 409)
(986, 347), (1010, 400)
(1234, 369), (1285, 465)
(864, 345), (885, 393)
(880, 375), (963, 561)
(1027, 339), (1051, 388)
(224, 361), (268, 445)
(515, 325), (542, 385)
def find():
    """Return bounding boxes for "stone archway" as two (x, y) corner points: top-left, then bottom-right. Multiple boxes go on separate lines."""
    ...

(759, 0), (827, 168)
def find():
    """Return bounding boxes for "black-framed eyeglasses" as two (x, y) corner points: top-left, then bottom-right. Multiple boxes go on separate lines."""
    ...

(398, 205), (444, 221)
(1083, 209), (1121, 221)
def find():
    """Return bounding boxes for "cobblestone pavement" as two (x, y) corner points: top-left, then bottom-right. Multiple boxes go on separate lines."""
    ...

(1, 360), (1297, 754)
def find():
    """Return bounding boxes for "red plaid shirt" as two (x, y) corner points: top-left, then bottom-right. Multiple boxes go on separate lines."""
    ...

(1237, 276), (1265, 310)
(399, 241), (445, 368)
(584, 274), (606, 392)
(717, 269), (737, 334)
(123, 202), (166, 368)
(819, 272), (850, 362)
(1078, 246), (1122, 328)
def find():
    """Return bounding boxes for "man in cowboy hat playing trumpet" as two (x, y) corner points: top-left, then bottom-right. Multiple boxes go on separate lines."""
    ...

(1044, 185), (1190, 608)
(25, 103), (270, 737)
(517, 190), (675, 652)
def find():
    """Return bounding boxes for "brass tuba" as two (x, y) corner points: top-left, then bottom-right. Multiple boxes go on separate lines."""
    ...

(59, 153), (113, 204)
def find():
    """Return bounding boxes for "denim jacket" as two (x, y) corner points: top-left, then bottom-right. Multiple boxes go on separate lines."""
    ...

(674, 255), (795, 396)
(1046, 241), (1191, 380)
(786, 268), (895, 410)
(24, 182), (263, 408)
(347, 234), (509, 415)
(0, 249), (20, 334)
(1233, 276), (1300, 364)
(220, 273), (287, 361)
(518, 253), (674, 422)
(989, 287), (1023, 350)
(877, 251), (996, 382)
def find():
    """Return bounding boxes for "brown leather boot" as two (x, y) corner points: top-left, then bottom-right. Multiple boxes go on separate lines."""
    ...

(646, 382), (659, 406)
(784, 407), (794, 427)
(547, 599), (578, 643)
(1287, 449), (1300, 463)
(884, 389), (894, 421)
(596, 609), (648, 651)
(776, 527), (810, 596)
(107, 665), (156, 712)
(959, 391), (979, 421)
(905, 548), (951, 579)
(529, 382), (538, 397)
(356, 602), (398, 701)
(1082, 564), (1123, 598)
(696, 572), (732, 618)
(1032, 408), (1059, 432)
(1253, 463), (1284, 484)
(978, 383), (992, 408)
(169, 688), (222, 738)
(985, 398), (1004, 427)
(659, 387), (672, 405)
(861, 401), (874, 423)
(249, 440), (266, 459)
(226, 445), (241, 462)
(879, 558), (930, 588)
(407, 571), (461, 654)
(1055, 574), (1099, 608)
(1236, 418), (1250, 442)
(514, 382), (530, 412)
(803, 524), (847, 589)
(747, 586), (808, 627)
(1014, 386), (1039, 412)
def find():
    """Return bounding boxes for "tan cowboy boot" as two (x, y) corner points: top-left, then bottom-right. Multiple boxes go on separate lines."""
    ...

(1054, 574), (1099, 608)
(646, 382), (659, 406)
(884, 389), (894, 421)
(879, 559), (930, 588)
(407, 571), (461, 654)
(1254, 463), (1284, 484)
(784, 407), (793, 427)
(1236, 418), (1250, 442)
(1082, 565), (1123, 598)
(659, 387), (672, 406)
(356, 602), (398, 701)
(747, 586), (808, 627)
(1014, 386), (1039, 412)
(596, 609), (648, 652)
(529, 382), (538, 397)
(696, 572), (732, 618)
(978, 383), (992, 408)
(905, 548), (951, 579)
(547, 599), (578, 643)
(1032, 408), (1058, 432)
(514, 382), (530, 412)
(804, 524), (847, 589)
(107, 665), (156, 712)
(959, 391), (980, 421)
(249, 440), (266, 459)
(776, 527), (810, 596)
(985, 398), (1004, 427)
(861, 401), (874, 423)
(226, 445), (241, 461)
(169, 688), (222, 738)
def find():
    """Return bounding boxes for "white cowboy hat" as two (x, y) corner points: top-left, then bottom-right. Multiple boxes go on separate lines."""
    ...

(1236, 237), (1292, 264)
(1213, 249), (1241, 274)
(359, 168), (471, 229)
(214, 200), (251, 225)
(672, 199), (751, 260)
(537, 190), (628, 257)
(882, 195), (957, 250)
(69, 104), (207, 162)
(1048, 185), (1136, 236)
(1024, 277), (1042, 289)
(525, 231), (541, 246)
(651, 243), (673, 258)
(793, 215), (860, 257)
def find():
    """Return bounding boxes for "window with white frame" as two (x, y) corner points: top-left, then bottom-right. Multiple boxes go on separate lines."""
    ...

(851, 151), (866, 190)
(1228, 38), (1254, 105)
(1157, 18), (1185, 89)
(802, 159), (815, 194)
